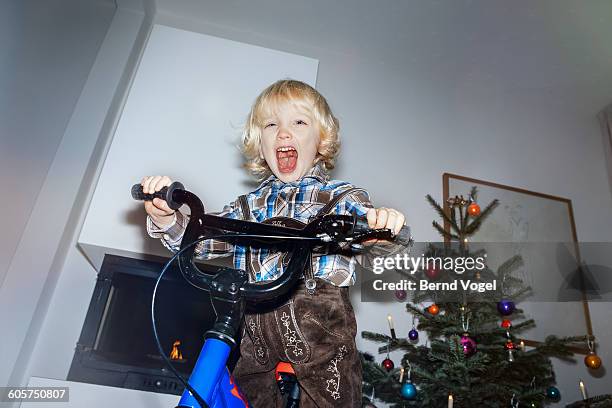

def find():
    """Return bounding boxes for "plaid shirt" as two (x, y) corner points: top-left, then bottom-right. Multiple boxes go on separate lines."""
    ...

(147, 165), (375, 286)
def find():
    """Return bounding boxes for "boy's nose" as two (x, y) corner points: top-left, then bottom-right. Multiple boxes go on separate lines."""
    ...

(277, 126), (292, 139)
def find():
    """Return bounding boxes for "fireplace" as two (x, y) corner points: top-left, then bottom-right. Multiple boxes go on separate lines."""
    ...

(68, 254), (225, 395)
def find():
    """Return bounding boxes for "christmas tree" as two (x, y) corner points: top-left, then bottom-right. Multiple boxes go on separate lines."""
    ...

(361, 188), (589, 408)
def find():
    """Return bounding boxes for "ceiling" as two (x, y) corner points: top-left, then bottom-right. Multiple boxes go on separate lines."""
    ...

(153, 0), (612, 112)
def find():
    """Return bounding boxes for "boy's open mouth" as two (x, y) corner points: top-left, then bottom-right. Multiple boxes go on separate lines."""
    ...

(276, 146), (297, 173)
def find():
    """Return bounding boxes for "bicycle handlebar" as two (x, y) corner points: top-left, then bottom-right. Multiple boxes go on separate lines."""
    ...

(132, 182), (411, 303)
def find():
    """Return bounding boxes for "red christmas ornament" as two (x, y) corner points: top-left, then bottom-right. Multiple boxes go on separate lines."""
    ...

(427, 304), (440, 315)
(382, 358), (394, 371)
(467, 202), (481, 216)
(501, 319), (512, 329)
(504, 341), (515, 350)
(424, 263), (441, 280)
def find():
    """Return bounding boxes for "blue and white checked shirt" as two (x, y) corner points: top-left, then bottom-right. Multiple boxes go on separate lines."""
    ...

(147, 165), (375, 286)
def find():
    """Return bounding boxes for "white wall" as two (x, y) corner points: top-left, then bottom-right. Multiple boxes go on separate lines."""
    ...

(16, 2), (612, 406)
(0, 0), (115, 388)
(0, 0), (114, 289)
(0, 0), (155, 396)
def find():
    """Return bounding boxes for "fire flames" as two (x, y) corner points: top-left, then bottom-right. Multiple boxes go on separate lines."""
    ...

(170, 340), (183, 360)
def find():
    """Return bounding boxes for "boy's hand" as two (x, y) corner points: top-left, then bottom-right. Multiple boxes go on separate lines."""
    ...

(141, 175), (175, 227)
(366, 207), (405, 242)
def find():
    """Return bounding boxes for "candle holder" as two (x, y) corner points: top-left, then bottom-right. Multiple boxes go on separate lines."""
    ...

(566, 394), (612, 408)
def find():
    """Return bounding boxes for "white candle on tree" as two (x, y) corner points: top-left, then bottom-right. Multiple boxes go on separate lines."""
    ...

(387, 314), (397, 339)
(579, 380), (587, 400)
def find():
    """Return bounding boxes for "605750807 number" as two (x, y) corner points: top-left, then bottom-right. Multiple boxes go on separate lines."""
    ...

(1, 387), (69, 402)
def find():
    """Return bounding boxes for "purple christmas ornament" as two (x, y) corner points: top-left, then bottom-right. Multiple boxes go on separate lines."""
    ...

(460, 334), (477, 357)
(497, 299), (516, 316)
(408, 328), (419, 341)
(395, 289), (407, 301)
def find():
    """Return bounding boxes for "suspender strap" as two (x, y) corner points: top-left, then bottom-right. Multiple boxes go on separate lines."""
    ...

(238, 195), (256, 281)
(238, 195), (251, 221)
(314, 187), (366, 219)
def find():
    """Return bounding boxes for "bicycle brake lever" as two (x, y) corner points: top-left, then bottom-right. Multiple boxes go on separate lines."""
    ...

(348, 229), (395, 244)
(312, 214), (395, 244)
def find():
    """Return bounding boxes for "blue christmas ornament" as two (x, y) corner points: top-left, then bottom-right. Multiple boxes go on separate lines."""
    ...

(408, 328), (419, 341)
(545, 386), (561, 402)
(400, 382), (417, 400)
(497, 299), (515, 316)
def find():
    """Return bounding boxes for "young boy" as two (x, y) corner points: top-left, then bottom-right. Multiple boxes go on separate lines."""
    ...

(142, 80), (406, 407)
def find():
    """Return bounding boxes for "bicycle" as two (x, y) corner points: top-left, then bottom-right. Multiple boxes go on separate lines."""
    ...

(132, 182), (411, 408)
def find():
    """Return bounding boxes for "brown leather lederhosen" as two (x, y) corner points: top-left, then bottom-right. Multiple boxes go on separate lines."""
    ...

(232, 188), (363, 408)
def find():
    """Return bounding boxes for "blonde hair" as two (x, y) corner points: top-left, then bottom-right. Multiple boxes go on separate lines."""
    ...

(241, 79), (340, 180)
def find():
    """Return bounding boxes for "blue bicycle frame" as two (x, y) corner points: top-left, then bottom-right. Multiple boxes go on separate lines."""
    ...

(177, 339), (248, 408)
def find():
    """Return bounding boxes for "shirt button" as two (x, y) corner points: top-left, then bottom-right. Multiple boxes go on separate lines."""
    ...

(163, 234), (170, 240)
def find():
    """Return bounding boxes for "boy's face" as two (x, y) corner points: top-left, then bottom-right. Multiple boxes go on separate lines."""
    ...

(259, 101), (320, 183)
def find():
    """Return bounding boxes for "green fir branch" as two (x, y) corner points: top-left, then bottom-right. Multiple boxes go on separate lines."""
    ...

(426, 194), (460, 234)
(496, 255), (524, 277)
(507, 286), (533, 301)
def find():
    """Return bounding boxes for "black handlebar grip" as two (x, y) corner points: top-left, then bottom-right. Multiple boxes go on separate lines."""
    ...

(394, 225), (413, 247)
(131, 184), (163, 200)
(131, 181), (185, 210)
(354, 217), (413, 247)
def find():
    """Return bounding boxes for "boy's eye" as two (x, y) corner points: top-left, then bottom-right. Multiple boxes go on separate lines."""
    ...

(295, 120), (307, 125)
(264, 123), (276, 129)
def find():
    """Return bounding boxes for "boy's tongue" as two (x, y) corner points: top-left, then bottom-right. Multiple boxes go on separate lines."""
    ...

(276, 149), (298, 173)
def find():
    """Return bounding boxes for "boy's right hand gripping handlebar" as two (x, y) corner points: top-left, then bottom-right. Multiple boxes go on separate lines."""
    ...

(131, 181), (185, 210)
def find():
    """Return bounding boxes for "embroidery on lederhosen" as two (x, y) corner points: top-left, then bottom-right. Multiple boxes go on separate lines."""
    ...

(273, 300), (311, 364)
(246, 314), (269, 365)
(325, 345), (348, 400)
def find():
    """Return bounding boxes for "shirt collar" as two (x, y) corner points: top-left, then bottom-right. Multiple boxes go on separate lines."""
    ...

(256, 163), (329, 190)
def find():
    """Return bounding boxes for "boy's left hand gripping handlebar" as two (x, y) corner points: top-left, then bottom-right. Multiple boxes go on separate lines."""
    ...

(131, 182), (185, 210)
